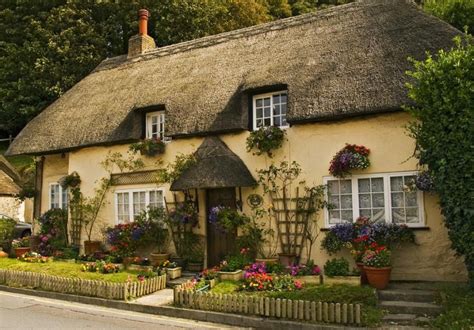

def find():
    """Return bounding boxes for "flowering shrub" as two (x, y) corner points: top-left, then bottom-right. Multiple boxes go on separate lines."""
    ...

(167, 202), (199, 227)
(288, 260), (321, 276)
(272, 274), (303, 291)
(19, 251), (51, 263)
(246, 126), (286, 157)
(38, 209), (68, 256)
(321, 217), (415, 262)
(81, 261), (121, 274)
(329, 144), (370, 177)
(241, 266), (303, 292)
(201, 267), (219, 280)
(12, 237), (30, 248)
(220, 248), (253, 272)
(105, 215), (168, 258)
(362, 243), (391, 268)
(208, 206), (249, 233)
(241, 272), (274, 291)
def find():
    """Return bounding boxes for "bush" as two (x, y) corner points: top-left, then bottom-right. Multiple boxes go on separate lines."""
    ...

(405, 35), (474, 287)
(0, 216), (16, 244)
(324, 258), (350, 277)
(38, 209), (68, 256)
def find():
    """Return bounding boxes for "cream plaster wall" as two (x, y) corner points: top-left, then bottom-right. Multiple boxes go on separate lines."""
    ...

(40, 112), (468, 282)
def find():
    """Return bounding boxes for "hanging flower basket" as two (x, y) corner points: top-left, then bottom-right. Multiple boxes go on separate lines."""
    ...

(246, 126), (286, 157)
(329, 144), (370, 177)
(415, 171), (435, 192)
(208, 206), (249, 233)
(129, 138), (166, 157)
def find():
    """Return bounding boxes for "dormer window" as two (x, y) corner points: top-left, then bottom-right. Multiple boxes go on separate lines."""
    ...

(252, 91), (288, 130)
(146, 111), (166, 140)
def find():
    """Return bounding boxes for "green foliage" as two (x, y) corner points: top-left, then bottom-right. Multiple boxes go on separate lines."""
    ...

(0, 258), (143, 283)
(268, 284), (382, 326)
(220, 252), (253, 271)
(423, 0), (474, 33)
(246, 126), (286, 157)
(38, 208), (68, 256)
(324, 257), (350, 276)
(156, 153), (196, 185)
(129, 138), (166, 156)
(211, 280), (240, 294)
(0, 216), (15, 243)
(405, 35), (474, 287)
(237, 208), (276, 258)
(432, 283), (474, 329)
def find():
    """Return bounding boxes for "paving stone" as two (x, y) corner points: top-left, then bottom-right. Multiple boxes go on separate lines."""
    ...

(380, 301), (442, 316)
(378, 289), (437, 303)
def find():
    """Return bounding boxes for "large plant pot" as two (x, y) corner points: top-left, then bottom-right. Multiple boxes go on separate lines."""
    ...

(166, 267), (182, 280)
(150, 253), (170, 267)
(15, 247), (31, 258)
(29, 235), (41, 252)
(364, 266), (392, 290)
(356, 262), (369, 285)
(278, 253), (297, 267)
(255, 258), (279, 265)
(187, 262), (203, 272)
(170, 256), (186, 268)
(84, 240), (101, 255)
(218, 269), (243, 282)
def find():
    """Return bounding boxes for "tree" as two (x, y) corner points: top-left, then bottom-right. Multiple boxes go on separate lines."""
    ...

(405, 35), (474, 287)
(423, 0), (474, 33)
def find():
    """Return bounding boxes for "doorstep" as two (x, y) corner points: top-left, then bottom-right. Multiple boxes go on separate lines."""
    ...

(0, 285), (357, 330)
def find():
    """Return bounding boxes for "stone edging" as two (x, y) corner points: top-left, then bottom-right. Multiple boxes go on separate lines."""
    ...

(0, 285), (363, 330)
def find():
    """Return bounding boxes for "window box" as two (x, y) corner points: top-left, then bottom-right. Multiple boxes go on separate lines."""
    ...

(218, 269), (244, 282)
(322, 275), (361, 286)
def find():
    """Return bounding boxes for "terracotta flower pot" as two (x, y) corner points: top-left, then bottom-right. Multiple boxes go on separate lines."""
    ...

(356, 262), (369, 285)
(150, 253), (169, 267)
(15, 247), (31, 258)
(278, 253), (296, 267)
(84, 240), (102, 255)
(364, 266), (392, 290)
(255, 257), (279, 265)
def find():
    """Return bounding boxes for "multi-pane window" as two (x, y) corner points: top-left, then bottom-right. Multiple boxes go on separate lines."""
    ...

(253, 91), (288, 130)
(49, 183), (68, 210)
(115, 189), (165, 224)
(146, 111), (166, 140)
(324, 172), (424, 227)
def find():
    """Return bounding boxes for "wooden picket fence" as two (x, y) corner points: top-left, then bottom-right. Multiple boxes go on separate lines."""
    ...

(174, 282), (362, 325)
(0, 269), (166, 300)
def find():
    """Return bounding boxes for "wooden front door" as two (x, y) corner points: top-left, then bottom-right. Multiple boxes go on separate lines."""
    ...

(206, 188), (237, 267)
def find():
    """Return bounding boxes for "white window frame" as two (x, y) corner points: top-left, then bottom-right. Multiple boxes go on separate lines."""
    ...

(323, 171), (425, 228)
(146, 111), (170, 141)
(252, 91), (289, 130)
(114, 188), (165, 224)
(49, 183), (68, 210)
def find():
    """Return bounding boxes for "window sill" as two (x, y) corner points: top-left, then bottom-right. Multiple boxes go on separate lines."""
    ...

(320, 226), (430, 232)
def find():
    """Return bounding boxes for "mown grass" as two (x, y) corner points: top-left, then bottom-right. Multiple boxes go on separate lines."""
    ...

(431, 283), (474, 329)
(210, 281), (383, 326)
(0, 258), (142, 283)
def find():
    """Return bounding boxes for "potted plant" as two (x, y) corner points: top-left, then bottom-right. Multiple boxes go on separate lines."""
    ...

(288, 260), (322, 285)
(129, 138), (165, 157)
(146, 208), (170, 267)
(201, 267), (219, 288)
(329, 144), (370, 178)
(362, 243), (392, 289)
(159, 260), (182, 280)
(246, 126), (286, 157)
(218, 248), (252, 281)
(12, 237), (31, 258)
(187, 248), (204, 272)
(322, 257), (361, 286)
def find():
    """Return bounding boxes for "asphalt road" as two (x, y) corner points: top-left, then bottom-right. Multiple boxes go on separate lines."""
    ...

(0, 291), (240, 329)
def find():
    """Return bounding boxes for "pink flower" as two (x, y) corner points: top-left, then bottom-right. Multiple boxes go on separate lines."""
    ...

(294, 280), (303, 289)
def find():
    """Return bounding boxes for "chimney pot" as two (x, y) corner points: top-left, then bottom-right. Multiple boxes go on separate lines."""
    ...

(128, 9), (156, 58)
(138, 9), (150, 35)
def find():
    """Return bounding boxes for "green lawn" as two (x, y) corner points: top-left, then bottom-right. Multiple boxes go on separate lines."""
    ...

(210, 281), (383, 326)
(0, 258), (143, 283)
(431, 283), (474, 329)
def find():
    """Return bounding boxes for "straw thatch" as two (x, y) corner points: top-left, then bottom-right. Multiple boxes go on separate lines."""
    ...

(111, 170), (158, 186)
(0, 156), (20, 196)
(170, 136), (256, 190)
(7, 0), (461, 156)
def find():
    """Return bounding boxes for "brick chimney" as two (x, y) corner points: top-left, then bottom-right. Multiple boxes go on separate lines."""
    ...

(128, 9), (156, 58)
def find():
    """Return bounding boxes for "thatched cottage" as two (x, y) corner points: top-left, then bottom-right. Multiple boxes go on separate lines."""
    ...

(7, 0), (468, 281)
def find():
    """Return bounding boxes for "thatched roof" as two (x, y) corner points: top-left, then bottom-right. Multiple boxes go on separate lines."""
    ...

(0, 156), (20, 196)
(170, 137), (256, 190)
(7, 0), (461, 156)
